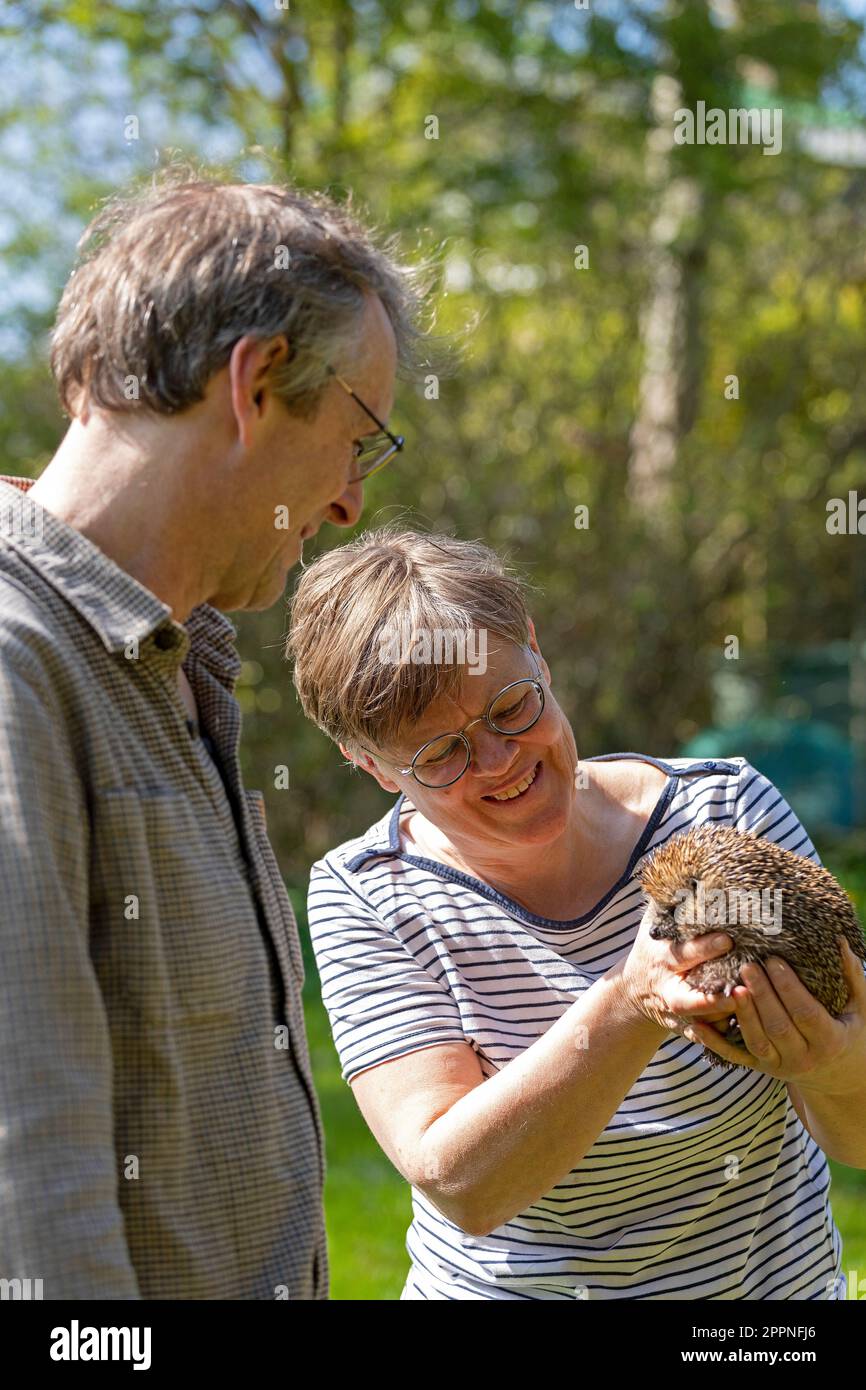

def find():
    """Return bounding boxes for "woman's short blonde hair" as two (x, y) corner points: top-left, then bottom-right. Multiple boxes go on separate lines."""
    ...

(287, 527), (534, 757)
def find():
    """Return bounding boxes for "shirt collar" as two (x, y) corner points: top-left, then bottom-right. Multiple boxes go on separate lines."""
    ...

(343, 757), (736, 875)
(0, 474), (240, 684)
(344, 794), (408, 871)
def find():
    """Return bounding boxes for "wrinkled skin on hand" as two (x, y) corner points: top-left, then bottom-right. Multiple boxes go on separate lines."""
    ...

(614, 904), (737, 1038)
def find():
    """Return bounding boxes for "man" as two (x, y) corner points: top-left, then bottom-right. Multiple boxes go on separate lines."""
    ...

(0, 172), (429, 1298)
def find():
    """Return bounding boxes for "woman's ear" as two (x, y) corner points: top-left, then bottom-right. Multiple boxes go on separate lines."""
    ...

(526, 618), (550, 685)
(339, 742), (402, 795)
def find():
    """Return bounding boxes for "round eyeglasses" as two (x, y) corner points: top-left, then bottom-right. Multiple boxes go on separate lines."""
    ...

(400, 672), (545, 789)
(355, 647), (547, 790)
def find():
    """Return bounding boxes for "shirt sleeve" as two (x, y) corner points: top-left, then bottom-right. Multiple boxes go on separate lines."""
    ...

(0, 646), (141, 1298)
(731, 758), (821, 865)
(307, 858), (467, 1085)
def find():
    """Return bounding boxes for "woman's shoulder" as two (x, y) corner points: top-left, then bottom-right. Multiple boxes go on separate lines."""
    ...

(310, 811), (391, 870)
(586, 751), (746, 815)
(638, 754), (818, 861)
(587, 751), (745, 775)
(308, 797), (418, 899)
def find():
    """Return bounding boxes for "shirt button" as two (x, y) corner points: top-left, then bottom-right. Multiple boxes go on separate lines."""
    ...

(154, 628), (176, 650)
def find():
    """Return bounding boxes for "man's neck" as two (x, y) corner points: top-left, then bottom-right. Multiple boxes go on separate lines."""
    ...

(29, 429), (209, 623)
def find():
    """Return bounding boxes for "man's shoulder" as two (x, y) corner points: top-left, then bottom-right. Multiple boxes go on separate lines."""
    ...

(0, 558), (67, 671)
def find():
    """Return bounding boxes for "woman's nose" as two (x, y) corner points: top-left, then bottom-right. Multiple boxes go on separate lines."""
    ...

(467, 726), (521, 779)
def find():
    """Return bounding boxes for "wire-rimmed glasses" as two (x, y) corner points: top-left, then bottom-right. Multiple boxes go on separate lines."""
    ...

(361, 647), (546, 789)
(327, 366), (405, 482)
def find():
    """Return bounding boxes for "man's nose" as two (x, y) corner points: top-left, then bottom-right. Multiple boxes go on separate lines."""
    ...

(325, 478), (364, 529)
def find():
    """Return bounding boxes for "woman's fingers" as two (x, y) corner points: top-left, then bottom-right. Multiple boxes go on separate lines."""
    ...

(655, 934), (736, 1025)
(841, 938), (866, 1014)
(678, 940), (866, 1077)
(726, 967), (788, 1064)
(670, 932), (733, 973)
(736, 957), (838, 1059)
(668, 977), (739, 1021)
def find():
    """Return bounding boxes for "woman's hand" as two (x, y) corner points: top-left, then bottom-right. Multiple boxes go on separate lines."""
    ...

(612, 906), (738, 1037)
(682, 937), (866, 1092)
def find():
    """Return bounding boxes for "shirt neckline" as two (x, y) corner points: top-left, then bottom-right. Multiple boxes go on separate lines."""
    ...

(359, 752), (684, 931)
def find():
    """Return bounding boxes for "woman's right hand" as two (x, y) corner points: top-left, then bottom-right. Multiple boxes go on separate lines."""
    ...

(611, 907), (737, 1037)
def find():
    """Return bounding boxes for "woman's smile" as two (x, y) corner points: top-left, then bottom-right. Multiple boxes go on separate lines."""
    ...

(481, 758), (543, 804)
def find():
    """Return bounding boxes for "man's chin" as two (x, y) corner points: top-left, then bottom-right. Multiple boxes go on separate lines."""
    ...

(214, 549), (301, 613)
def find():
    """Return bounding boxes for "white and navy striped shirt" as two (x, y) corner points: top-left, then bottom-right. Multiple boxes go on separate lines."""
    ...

(308, 754), (851, 1300)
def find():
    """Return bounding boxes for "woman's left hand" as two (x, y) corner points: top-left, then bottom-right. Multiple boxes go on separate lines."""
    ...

(683, 937), (866, 1095)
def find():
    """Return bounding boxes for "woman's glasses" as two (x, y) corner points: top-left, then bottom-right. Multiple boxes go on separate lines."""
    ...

(405, 676), (545, 788)
(359, 647), (546, 789)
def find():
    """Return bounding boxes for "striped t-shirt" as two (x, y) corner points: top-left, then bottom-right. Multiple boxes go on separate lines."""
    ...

(307, 754), (853, 1301)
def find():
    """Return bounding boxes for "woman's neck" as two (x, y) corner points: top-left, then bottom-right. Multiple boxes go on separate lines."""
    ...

(403, 772), (661, 922)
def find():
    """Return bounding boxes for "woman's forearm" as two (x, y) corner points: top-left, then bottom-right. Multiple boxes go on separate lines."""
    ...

(793, 1080), (866, 1169)
(417, 971), (667, 1235)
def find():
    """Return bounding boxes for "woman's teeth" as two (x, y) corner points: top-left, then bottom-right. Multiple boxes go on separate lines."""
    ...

(489, 763), (538, 801)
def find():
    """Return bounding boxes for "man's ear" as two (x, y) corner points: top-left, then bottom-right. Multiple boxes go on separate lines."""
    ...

(339, 741), (401, 794)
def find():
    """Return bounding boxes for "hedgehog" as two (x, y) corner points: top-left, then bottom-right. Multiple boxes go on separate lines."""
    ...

(638, 824), (866, 1071)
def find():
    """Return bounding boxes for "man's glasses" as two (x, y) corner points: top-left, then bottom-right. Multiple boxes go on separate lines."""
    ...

(327, 365), (405, 483)
(362, 647), (546, 790)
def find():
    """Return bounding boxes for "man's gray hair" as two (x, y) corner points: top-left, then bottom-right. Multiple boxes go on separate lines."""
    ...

(49, 164), (436, 420)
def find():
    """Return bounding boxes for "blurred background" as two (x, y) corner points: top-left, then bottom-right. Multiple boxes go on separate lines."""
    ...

(2, 0), (864, 1297)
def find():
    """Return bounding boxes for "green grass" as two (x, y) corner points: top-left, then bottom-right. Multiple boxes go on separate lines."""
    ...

(303, 995), (412, 1300)
(292, 854), (866, 1300)
(828, 1164), (866, 1285)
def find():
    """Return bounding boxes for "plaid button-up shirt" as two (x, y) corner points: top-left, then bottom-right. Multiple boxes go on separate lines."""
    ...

(0, 474), (328, 1300)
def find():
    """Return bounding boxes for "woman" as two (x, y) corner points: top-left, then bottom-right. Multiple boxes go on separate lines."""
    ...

(288, 528), (866, 1301)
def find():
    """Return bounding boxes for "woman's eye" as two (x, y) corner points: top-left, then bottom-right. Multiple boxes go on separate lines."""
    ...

(420, 740), (460, 767)
(500, 698), (525, 718)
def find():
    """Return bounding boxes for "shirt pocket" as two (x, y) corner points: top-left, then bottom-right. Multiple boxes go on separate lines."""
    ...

(243, 788), (305, 991)
(89, 784), (262, 1027)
